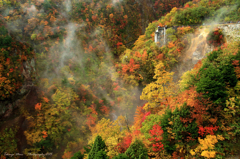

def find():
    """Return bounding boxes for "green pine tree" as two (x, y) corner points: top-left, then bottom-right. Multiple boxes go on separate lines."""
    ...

(112, 153), (130, 159)
(88, 135), (107, 159)
(196, 63), (227, 104)
(71, 151), (84, 159)
(94, 150), (109, 159)
(125, 139), (148, 159)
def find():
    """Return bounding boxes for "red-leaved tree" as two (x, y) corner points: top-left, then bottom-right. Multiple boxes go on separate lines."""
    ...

(116, 135), (133, 153)
(149, 124), (164, 152)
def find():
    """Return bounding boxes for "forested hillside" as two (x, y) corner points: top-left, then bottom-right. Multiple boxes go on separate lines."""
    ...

(0, 0), (240, 158)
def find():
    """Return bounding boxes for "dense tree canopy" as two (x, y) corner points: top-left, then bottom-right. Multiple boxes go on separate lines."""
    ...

(0, 0), (240, 158)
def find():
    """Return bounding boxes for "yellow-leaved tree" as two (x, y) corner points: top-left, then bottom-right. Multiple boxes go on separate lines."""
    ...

(140, 61), (177, 111)
(24, 87), (79, 153)
(88, 116), (128, 158)
(190, 135), (224, 158)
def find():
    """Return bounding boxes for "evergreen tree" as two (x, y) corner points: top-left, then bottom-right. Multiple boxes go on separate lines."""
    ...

(94, 150), (109, 159)
(84, 144), (92, 154)
(125, 139), (148, 159)
(159, 108), (176, 153)
(112, 153), (130, 159)
(195, 63), (227, 104)
(71, 151), (84, 159)
(88, 135), (107, 159)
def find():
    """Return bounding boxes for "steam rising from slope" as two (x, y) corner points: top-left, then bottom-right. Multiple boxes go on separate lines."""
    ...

(173, 4), (239, 88)
(65, 0), (72, 12)
(0, 0), (143, 143)
(2, 0), (238, 152)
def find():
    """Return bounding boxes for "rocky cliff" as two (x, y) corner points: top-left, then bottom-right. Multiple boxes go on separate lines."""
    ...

(170, 23), (240, 84)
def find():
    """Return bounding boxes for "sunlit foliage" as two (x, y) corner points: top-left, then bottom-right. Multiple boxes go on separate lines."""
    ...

(1, 0), (240, 158)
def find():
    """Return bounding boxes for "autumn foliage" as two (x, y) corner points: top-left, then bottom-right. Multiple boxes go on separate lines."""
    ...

(116, 135), (132, 153)
(207, 28), (226, 47)
(149, 124), (164, 152)
(1, 0), (240, 158)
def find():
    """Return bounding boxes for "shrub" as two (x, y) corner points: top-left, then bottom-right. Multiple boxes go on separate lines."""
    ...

(206, 28), (226, 47)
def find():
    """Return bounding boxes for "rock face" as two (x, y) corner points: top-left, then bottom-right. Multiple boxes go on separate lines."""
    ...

(171, 23), (240, 84)
(218, 24), (240, 42)
(191, 24), (240, 65)
(192, 41), (205, 65)
(192, 41), (214, 65)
